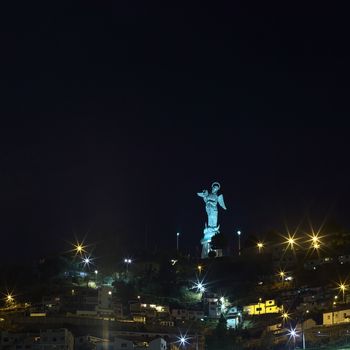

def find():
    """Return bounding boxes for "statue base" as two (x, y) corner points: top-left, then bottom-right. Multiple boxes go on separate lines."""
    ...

(201, 226), (219, 258)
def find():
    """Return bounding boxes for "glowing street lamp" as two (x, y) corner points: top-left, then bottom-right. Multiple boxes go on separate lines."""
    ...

(257, 242), (264, 253)
(288, 326), (299, 350)
(197, 265), (202, 274)
(283, 233), (299, 251)
(124, 258), (132, 273)
(310, 233), (322, 250)
(281, 311), (291, 327)
(278, 270), (286, 287)
(5, 293), (14, 305)
(177, 232), (180, 251)
(288, 237), (295, 248)
(237, 230), (241, 256)
(71, 239), (87, 256)
(279, 270), (285, 280)
(196, 282), (205, 293)
(339, 283), (348, 303)
(192, 278), (207, 294)
(281, 312), (289, 323)
(82, 255), (92, 268)
(176, 331), (190, 348)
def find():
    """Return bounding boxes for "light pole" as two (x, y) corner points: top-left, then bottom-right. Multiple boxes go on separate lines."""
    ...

(288, 327), (298, 350)
(124, 258), (132, 273)
(237, 230), (241, 256)
(339, 283), (347, 303)
(177, 232), (180, 251)
(279, 271), (285, 287)
(257, 242), (264, 254)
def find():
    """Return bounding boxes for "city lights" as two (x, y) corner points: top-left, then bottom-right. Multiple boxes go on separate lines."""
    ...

(287, 236), (295, 248)
(197, 265), (202, 274)
(288, 326), (299, 340)
(287, 326), (299, 349)
(5, 293), (14, 304)
(237, 230), (241, 256)
(338, 282), (348, 303)
(281, 312), (290, 323)
(124, 258), (132, 273)
(192, 278), (207, 293)
(82, 255), (93, 268)
(76, 244), (84, 254)
(71, 238), (87, 256)
(219, 296), (229, 312)
(282, 232), (300, 251)
(257, 241), (264, 253)
(176, 331), (190, 347)
(307, 232), (323, 251)
(196, 283), (205, 293)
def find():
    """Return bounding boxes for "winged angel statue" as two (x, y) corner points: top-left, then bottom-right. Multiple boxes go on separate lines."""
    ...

(197, 182), (227, 257)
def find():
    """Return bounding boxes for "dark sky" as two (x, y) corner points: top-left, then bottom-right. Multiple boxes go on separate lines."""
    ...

(1, 1), (350, 262)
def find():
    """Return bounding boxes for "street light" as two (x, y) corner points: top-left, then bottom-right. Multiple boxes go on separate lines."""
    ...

(283, 233), (298, 251)
(192, 278), (207, 294)
(237, 230), (241, 256)
(82, 255), (93, 268)
(281, 312), (289, 324)
(339, 283), (347, 303)
(197, 265), (202, 274)
(278, 270), (285, 287)
(177, 232), (180, 251)
(176, 331), (190, 348)
(5, 293), (14, 305)
(124, 258), (132, 273)
(307, 232), (324, 251)
(72, 240), (87, 256)
(257, 242), (264, 253)
(288, 327), (299, 350)
(287, 237), (295, 248)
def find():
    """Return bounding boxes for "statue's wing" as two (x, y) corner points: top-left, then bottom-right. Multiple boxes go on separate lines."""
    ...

(218, 194), (227, 210)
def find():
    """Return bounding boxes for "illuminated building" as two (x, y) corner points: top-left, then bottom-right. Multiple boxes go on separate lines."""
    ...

(226, 307), (242, 329)
(323, 308), (350, 325)
(243, 299), (281, 315)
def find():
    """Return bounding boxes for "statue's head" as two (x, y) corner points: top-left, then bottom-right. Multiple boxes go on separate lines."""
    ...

(211, 182), (220, 193)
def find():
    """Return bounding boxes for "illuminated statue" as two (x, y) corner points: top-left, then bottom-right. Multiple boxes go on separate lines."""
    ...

(197, 182), (227, 258)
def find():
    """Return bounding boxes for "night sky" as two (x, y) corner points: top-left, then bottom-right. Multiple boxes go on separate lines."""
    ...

(1, 1), (350, 262)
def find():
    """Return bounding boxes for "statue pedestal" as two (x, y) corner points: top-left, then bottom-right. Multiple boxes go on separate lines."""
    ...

(201, 226), (219, 258)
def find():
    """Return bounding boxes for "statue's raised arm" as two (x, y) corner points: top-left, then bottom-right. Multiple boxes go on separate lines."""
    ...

(197, 189), (208, 199)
